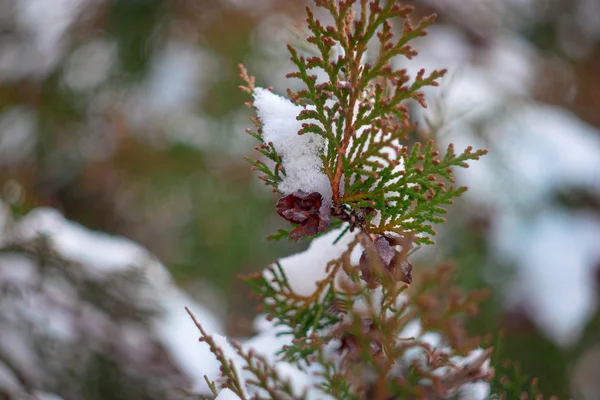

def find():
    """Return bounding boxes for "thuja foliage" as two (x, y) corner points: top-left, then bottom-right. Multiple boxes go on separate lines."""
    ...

(242, 0), (486, 245)
(187, 1), (552, 399)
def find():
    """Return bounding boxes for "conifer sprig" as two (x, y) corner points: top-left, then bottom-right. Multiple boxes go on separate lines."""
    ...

(243, 0), (488, 243)
(187, 307), (304, 400)
(185, 307), (248, 399)
(286, 1), (445, 205)
(198, 1), (519, 398)
(231, 342), (303, 400)
(240, 65), (285, 192)
(244, 234), (492, 397)
(245, 234), (362, 353)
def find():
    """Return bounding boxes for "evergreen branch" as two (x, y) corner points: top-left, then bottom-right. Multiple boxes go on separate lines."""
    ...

(232, 1), (499, 399)
(203, 376), (218, 397)
(185, 307), (248, 399)
(231, 342), (304, 400)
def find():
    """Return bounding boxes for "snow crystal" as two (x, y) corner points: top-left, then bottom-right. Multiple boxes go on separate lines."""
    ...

(446, 349), (492, 400)
(188, 313), (328, 399)
(0, 253), (37, 285)
(269, 226), (357, 296)
(256, 228), (491, 398)
(244, 228), (360, 398)
(125, 41), (219, 147)
(0, 326), (41, 386)
(253, 88), (332, 200)
(401, 329), (443, 367)
(0, 107), (37, 166)
(454, 349), (492, 400)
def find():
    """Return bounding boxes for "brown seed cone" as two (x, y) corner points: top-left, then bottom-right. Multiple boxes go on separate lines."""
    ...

(276, 190), (330, 240)
(359, 235), (413, 287)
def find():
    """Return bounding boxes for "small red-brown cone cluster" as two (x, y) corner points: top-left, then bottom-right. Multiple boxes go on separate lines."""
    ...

(336, 318), (383, 363)
(276, 190), (330, 241)
(359, 235), (413, 288)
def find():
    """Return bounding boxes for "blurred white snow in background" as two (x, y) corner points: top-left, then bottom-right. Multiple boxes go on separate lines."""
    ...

(404, 24), (600, 346)
(0, 204), (224, 396)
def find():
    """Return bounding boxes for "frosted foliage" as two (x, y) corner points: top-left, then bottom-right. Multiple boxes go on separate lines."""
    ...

(253, 88), (332, 199)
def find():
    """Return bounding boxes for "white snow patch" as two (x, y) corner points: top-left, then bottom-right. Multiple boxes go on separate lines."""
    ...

(443, 104), (600, 346)
(15, 207), (151, 274)
(153, 291), (224, 393)
(215, 388), (242, 400)
(495, 209), (600, 346)
(458, 382), (491, 400)
(0, 107), (37, 165)
(64, 39), (116, 91)
(268, 226), (357, 296)
(409, 22), (600, 347)
(454, 349), (492, 400)
(253, 88), (332, 199)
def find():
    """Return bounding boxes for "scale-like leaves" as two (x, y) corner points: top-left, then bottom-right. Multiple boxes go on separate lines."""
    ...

(244, 0), (486, 243)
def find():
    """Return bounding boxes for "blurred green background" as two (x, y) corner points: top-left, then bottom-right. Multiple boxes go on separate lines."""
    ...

(1, 0), (600, 398)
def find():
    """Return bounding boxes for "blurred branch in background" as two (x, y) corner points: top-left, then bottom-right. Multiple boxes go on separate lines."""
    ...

(0, 203), (224, 399)
(0, 0), (599, 398)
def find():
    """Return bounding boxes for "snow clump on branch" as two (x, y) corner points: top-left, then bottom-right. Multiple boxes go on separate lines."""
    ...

(253, 88), (332, 201)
